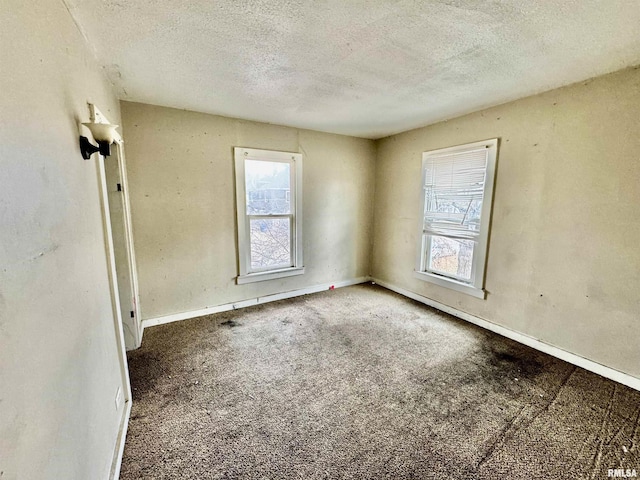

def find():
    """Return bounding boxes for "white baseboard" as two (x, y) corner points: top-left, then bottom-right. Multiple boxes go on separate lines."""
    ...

(142, 276), (371, 329)
(373, 278), (640, 392)
(109, 399), (132, 480)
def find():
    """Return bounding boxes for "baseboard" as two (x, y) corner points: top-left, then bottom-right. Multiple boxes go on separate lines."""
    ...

(109, 398), (132, 480)
(142, 276), (372, 329)
(373, 278), (640, 392)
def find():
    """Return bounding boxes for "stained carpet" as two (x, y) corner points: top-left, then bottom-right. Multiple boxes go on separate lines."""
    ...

(121, 284), (640, 479)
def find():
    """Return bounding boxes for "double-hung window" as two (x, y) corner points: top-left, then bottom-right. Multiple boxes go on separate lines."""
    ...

(415, 139), (498, 299)
(234, 147), (304, 284)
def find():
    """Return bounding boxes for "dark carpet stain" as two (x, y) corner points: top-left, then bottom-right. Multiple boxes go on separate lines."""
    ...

(484, 343), (545, 379)
(220, 319), (240, 328)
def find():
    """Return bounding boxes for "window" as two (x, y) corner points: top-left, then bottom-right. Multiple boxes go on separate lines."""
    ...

(415, 139), (498, 299)
(234, 147), (303, 284)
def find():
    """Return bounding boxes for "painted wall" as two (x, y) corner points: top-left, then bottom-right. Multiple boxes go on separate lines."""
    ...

(0, 1), (127, 479)
(121, 102), (376, 320)
(372, 66), (640, 378)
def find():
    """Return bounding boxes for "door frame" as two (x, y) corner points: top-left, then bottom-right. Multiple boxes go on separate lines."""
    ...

(88, 103), (138, 478)
(111, 138), (143, 347)
(91, 103), (143, 348)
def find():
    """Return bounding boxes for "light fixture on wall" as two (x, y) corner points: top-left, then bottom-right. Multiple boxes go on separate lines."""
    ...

(80, 122), (119, 159)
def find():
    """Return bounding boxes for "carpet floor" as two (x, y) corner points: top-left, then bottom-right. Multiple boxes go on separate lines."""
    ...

(121, 284), (640, 479)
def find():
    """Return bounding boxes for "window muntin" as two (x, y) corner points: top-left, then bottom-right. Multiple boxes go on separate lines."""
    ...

(416, 139), (498, 298)
(235, 148), (303, 284)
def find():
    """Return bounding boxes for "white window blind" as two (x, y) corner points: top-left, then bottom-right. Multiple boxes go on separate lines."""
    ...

(423, 147), (488, 241)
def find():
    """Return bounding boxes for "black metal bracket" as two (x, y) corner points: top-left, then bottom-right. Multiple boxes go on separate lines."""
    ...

(98, 140), (111, 157)
(80, 136), (111, 160)
(80, 136), (99, 160)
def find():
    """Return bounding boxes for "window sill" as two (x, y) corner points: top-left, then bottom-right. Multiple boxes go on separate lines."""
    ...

(413, 270), (486, 299)
(237, 267), (305, 285)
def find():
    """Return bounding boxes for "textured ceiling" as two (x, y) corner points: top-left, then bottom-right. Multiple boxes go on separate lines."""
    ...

(65, 0), (640, 139)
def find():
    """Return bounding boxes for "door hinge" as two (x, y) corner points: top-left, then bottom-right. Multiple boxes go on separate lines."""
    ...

(130, 310), (135, 318)
(117, 183), (122, 192)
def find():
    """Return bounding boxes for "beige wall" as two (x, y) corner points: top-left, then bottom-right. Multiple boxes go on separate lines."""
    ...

(373, 66), (640, 378)
(121, 102), (376, 319)
(0, 1), (127, 479)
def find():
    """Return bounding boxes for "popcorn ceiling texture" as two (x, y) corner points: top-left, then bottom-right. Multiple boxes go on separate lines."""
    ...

(121, 285), (640, 479)
(64, 0), (640, 138)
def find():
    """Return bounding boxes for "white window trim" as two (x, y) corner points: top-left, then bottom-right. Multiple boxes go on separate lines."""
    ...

(234, 147), (304, 284)
(415, 138), (498, 299)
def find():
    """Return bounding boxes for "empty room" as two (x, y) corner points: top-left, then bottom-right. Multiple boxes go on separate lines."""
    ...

(2, 0), (640, 479)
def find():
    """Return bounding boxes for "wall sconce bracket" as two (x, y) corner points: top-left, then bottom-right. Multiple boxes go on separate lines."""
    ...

(79, 121), (117, 160)
(80, 136), (99, 160)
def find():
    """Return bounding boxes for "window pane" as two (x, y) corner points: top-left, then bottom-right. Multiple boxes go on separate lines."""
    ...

(428, 235), (474, 281)
(250, 218), (291, 270)
(423, 193), (483, 236)
(245, 160), (291, 215)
